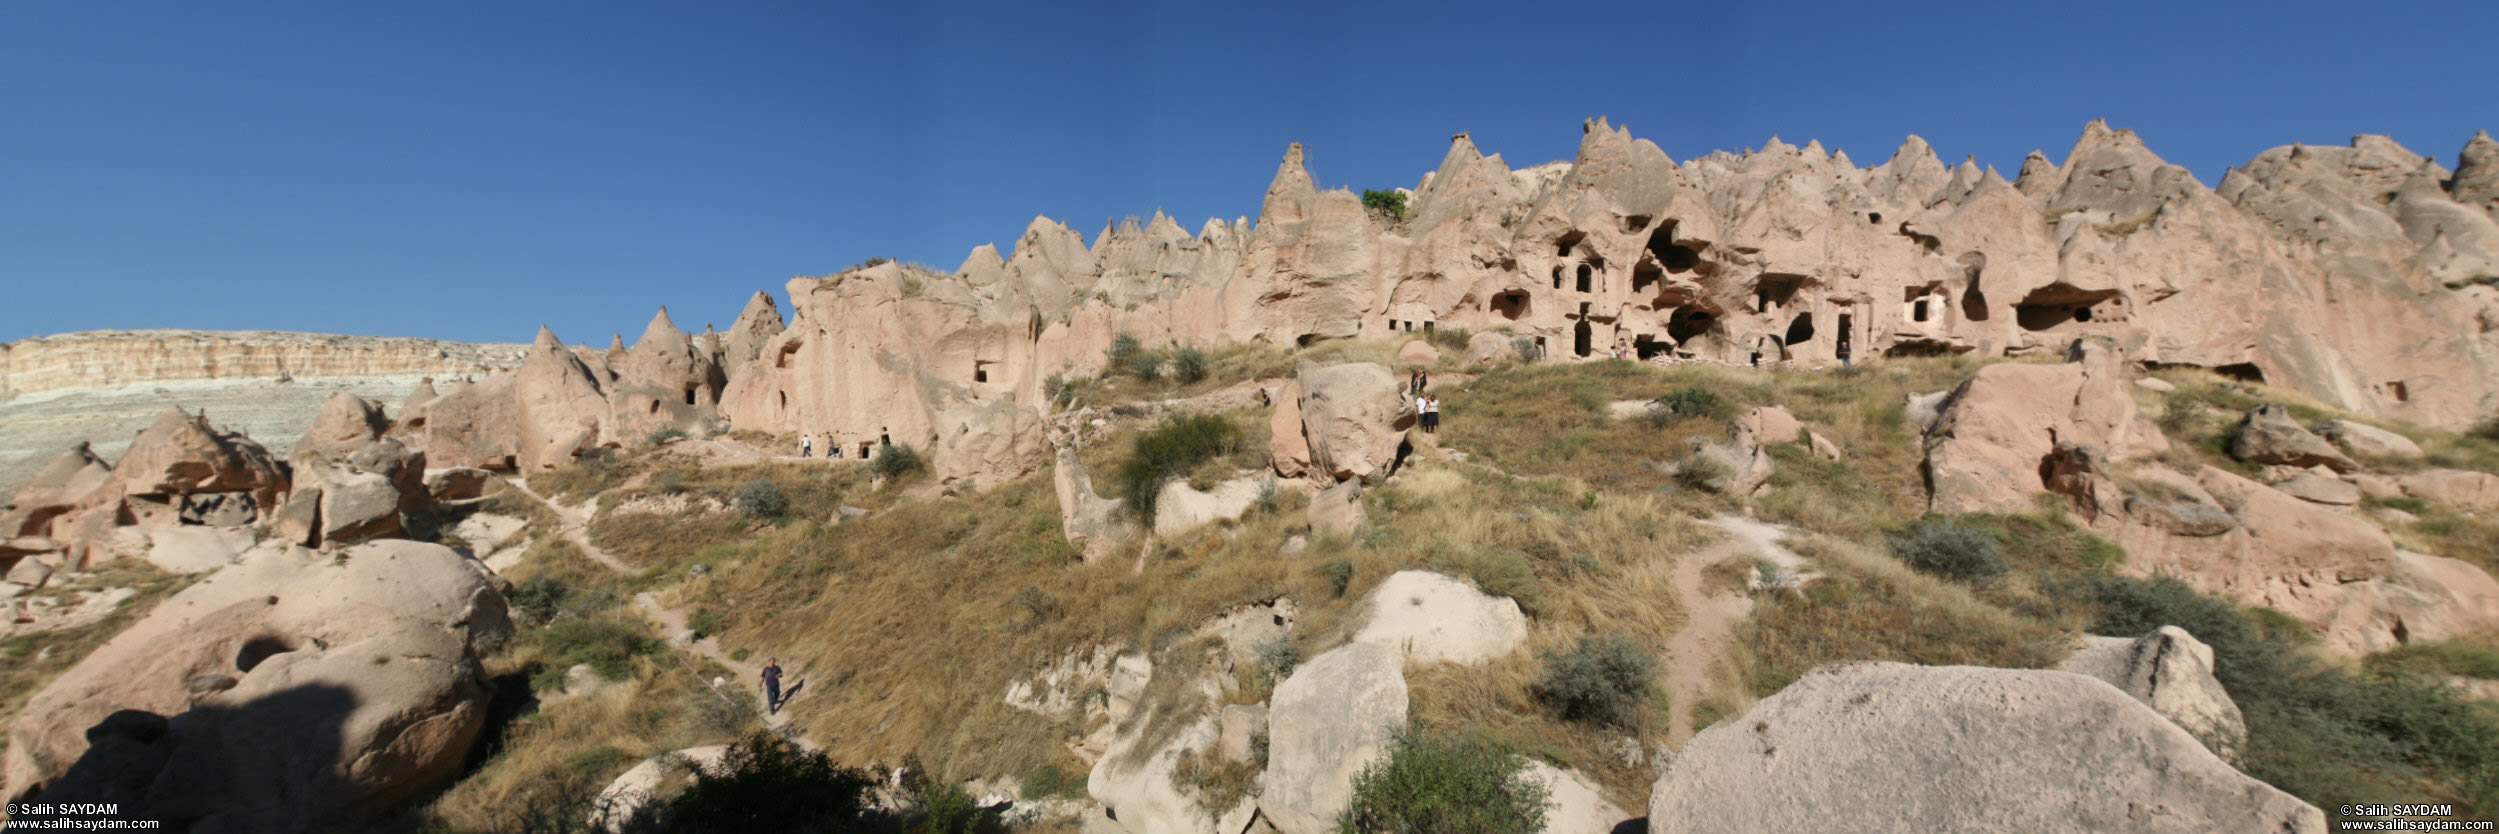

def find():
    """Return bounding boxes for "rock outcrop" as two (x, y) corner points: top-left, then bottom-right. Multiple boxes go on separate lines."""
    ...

(0, 330), (524, 397)
(1286, 361), (1406, 484)
(2056, 626), (2248, 761)
(1259, 642), (1406, 834)
(1351, 570), (1528, 665)
(290, 392), (390, 465)
(2229, 405), (2358, 472)
(6, 540), (510, 831)
(1924, 338), (2166, 513)
(2312, 419), (2423, 461)
(1646, 663), (2322, 834)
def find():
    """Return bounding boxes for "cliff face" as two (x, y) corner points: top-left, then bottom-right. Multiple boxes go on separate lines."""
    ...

(0, 330), (528, 397)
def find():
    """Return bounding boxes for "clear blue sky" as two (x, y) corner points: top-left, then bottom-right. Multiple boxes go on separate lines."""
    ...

(4, 0), (2490, 345)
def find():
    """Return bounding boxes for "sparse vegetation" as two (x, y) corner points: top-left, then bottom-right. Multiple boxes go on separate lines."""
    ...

(1360, 188), (1409, 221)
(1887, 517), (2010, 584)
(1340, 728), (1549, 834)
(645, 425), (688, 446)
(733, 478), (786, 520)
(621, 730), (874, 834)
(871, 443), (926, 479)
(1172, 346), (1209, 384)
(1426, 325), (1471, 353)
(1116, 414), (1240, 522)
(1533, 633), (1657, 729)
(1255, 634), (1300, 685)
(531, 618), (667, 689)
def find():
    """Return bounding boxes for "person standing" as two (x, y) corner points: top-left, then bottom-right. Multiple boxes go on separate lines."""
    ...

(1414, 390), (1427, 428)
(761, 658), (784, 713)
(799, 434), (812, 459)
(1424, 395), (1441, 434)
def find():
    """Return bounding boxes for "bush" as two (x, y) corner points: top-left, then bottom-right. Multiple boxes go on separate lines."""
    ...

(1887, 518), (2009, 583)
(509, 577), (570, 626)
(1359, 188), (1409, 220)
(734, 478), (786, 520)
(872, 444), (926, 479)
(1673, 455), (1728, 492)
(1427, 325), (1471, 352)
(1510, 337), (1538, 362)
(1255, 634), (1300, 685)
(688, 609), (725, 639)
(1044, 372), (1087, 408)
(645, 425), (688, 446)
(1124, 349), (1167, 381)
(1117, 415), (1239, 522)
(623, 731), (872, 834)
(1652, 387), (1735, 422)
(1172, 347), (1209, 384)
(1533, 633), (1657, 729)
(1340, 729), (1548, 834)
(2470, 415), (2499, 443)
(695, 687), (759, 734)
(1463, 552), (1541, 613)
(534, 619), (664, 686)
(1021, 765), (1087, 800)
(2370, 641), (2499, 680)
(1107, 333), (1141, 368)
(1012, 585), (1060, 621)
(1322, 559), (1355, 598)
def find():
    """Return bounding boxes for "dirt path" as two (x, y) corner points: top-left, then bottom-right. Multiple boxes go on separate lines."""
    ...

(503, 477), (813, 746)
(1661, 515), (1806, 747)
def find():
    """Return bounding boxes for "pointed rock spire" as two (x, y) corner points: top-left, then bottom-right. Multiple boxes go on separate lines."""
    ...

(2453, 129), (2499, 216)
(533, 325), (562, 352)
(638, 307), (685, 350)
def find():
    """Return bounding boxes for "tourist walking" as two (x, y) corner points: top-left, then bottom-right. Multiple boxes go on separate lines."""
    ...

(761, 658), (784, 713)
(799, 434), (812, 458)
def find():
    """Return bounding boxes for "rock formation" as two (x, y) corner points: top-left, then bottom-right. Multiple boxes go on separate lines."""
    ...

(1924, 337), (2167, 513)
(1351, 570), (1528, 665)
(6, 540), (510, 831)
(417, 319), (721, 472)
(0, 330), (525, 397)
(1646, 662), (2323, 834)
(1258, 642), (1405, 834)
(2056, 626), (2248, 761)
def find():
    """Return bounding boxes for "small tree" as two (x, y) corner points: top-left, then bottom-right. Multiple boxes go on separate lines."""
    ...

(1108, 333), (1141, 368)
(1124, 349), (1167, 381)
(1360, 188), (1410, 221)
(1889, 518), (2009, 583)
(872, 444), (926, 479)
(1172, 347), (1209, 384)
(734, 478), (786, 519)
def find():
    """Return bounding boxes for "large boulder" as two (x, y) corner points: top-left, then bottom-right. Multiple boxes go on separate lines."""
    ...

(7, 540), (510, 831)
(110, 408), (289, 521)
(2228, 405), (2357, 472)
(1524, 762), (1631, 834)
(1737, 406), (1803, 445)
(143, 527), (256, 575)
(1259, 642), (1406, 834)
(1463, 330), (1514, 365)
(1152, 475), (1268, 538)
(1306, 479), (1365, 538)
(1292, 361), (1406, 483)
(1351, 570), (1527, 665)
(1646, 663), (2322, 834)
(422, 467), (494, 502)
(1687, 422), (1775, 497)
(1268, 380), (1311, 478)
(2313, 550), (2499, 655)
(3, 444), (116, 538)
(2396, 468), (2499, 512)
(1088, 716), (1228, 834)
(1394, 339), (1440, 366)
(1924, 339), (2167, 513)
(2311, 420), (2424, 461)
(2055, 626), (2248, 761)
(2190, 466), (2396, 621)
(291, 392), (390, 466)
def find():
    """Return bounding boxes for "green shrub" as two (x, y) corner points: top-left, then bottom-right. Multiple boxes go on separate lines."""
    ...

(1359, 188), (1409, 220)
(1427, 325), (1470, 352)
(578, 446), (620, 479)
(1322, 559), (1355, 598)
(1021, 765), (1087, 800)
(1340, 728), (1548, 834)
(509, 577), (570, 626)
(872, 444), (926, 479)
(734, 478), (787, 520)
(1534, 633), (1657, 729)
(534, 619), (664, 686)
(688, 609), (725, 639)
(1255, 634), (1300, 685)
(1673, 455), (1728, 492)
(1511, 337), (1538, 362)
(1463, 553), (1542, 613)
(645, 425), (688, 446)
(2376, 495), (2432, 515)
(655, 471), (687, 495)
(1117, 414), (1239, 522)
(1888, 518), (2009, 583)
(1108, 333), (1141, 368)
(1124, 349), (1167, 380)
(2370, 641), (2499, 680)
(1172, 347), (1209, 384)
(695, 687), (759, 734)
(2470, 415), (2499, 443)
(1044, 373), (1087, 408)
(1652, 387), (1735, 421)
(624, 730), (872, 833)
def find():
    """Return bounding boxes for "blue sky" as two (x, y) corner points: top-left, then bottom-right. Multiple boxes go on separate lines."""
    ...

(3, 0), (2491, 345)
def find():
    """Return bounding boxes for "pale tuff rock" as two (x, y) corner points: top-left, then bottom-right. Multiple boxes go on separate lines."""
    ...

(290, 392), (390, 466)
(592, 745), (732, 832)
(1291, 361), (1407, 483)
(1267, 379), (1312, 478)
(1924, 338), (2166, 513)
(421, 317), (721, 473)
(2311, 419), (2424, 461)
(1258, 642), (1406, 834)
(2229, 405), (2358, 472)
(723, 290), (786, 370)
(1646, 663), (2323, 834)
(1737, 405), (1803, 445)
(1524, 761), (1632, 834)
(1351, 570), (1529, 665)
(2056, 626), (2248, 762)
(6, 540), (510, 831)
(1152, 474), (1269, 538)
(0, 330), (524, 397)
(2313, 550), (2499, 655)
(1306, 479), (1364, 538)
(2397, 468), (2499, 512)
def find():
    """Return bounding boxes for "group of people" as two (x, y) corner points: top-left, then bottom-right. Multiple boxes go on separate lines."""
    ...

(797, 428), (893, 459)
(1408, 369), (1443, 434)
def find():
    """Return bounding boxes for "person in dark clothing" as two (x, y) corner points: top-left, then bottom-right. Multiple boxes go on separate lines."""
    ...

(761, 659), (784, 713)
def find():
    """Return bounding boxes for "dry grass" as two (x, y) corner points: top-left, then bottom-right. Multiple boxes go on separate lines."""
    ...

(1732, 535), (2072, 696)
(0, 561), (191, 721)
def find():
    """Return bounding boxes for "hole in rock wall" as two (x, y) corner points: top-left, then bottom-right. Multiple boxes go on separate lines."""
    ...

(1869, 212), (1883, 225)
(779, 391), (788, 411)
(2012, 285), (2121, 332)
(1634, 335), (1665, 359)
(975, 368), (988, 383)
(1837, 314), (1854, 355)
(2216, 363), (2266, 384)
(1784, 312), (1816, 346)
(1556, 231), (1586, 257)
(1574, 321), (1592, 357)
(776, 341), (801, 369)
(1754, 274), (1807, 313)
(1552, 266), (1564, 289)
(860, 443), (872, 458)
(1667, 307), (1718, 347)
(648, 401), (661, 415)
(684, 387), (697, 405)
(1633, 261), (1661, 293)
(2385, 381), (2409, 402)
(1576, 264), (1593, 293)
(1912, 300), (1930, 322)
(237, 635), (295, 673)
(1623, 215), (1652, 233)
(1645, 221), (1701, 274)
(1491, 292), (1530, 320)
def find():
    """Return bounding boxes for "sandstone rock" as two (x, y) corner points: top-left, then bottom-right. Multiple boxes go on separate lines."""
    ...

(1294, 361), (1406, 483)
(8, 540), (510, 830)
(1089, 715), (1224, 834)
(1219, 704), (1267, 764)
(592, 745), (731, 832)
(560, 663), (615, 699)
(2349, 471), (2404, 501)
(1646, 663), (2322, 834)
(269, 485), (321, 548)
(398, 378), (439, 427)
(1524, 761), (1631, 834)
(1904, 390), (1949, 433)
(2275, 471), (2361, 506)
(291, 391), (389, 465)
(4, 444), (115, 537)
(1154, 475), (1268, 538)
(1351, 570), (1527, 665)
(143, 526), (254, 575)
(1463, 331), (1513, 364)
(1807, 431), (1843, 461)
(2134, 377), (2175, 392)
(1, 536), (61, 561)
(176, 492), (256, 527)
(2397, 468), (2499, 511)
(1924, 340), (2167, 513)
(318, 468), (406, 543)
(2313, 419), (2423, 461)
(1307, 479), (1364, 538)
(2370, 506), (2419, 525)
(0, 331), (521, 398)
(1052, 437), (1131, 564)
(1738, 406), (1803, 445)
(2056, 627), (2248, 761)
(1259, 642), (1406, 834)
(2314, 551), (2499, 655)
(1268, 379), (1311, 478)
(1688, 422), (1774, 497)
(5, 557), (53, 589)
(423, 467), (493, 502)
(2192, 466), (2396, 620)
(2229, 405), (2357, 472)
(110, 408), (289, 517)
(1394, 339), (1440, 366)
(448, 512), (527, 556)
(722, 290), (786, 371)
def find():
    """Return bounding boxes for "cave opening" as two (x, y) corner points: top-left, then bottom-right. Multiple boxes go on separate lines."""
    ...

(1784, 312), (1816, 345)
(2012, 285), (2122, 331)
(1491, 291), (1530, 320)
(1573, 320), (1592, 357)
(1576, 263), (1593, 293)
(1644, 220), (1702, 274)
(1667, 307), (1718, 347)
(1556, 231), (1586, 257)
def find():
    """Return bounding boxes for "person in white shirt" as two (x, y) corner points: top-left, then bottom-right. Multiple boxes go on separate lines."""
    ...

(800, 434), (812, 458)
